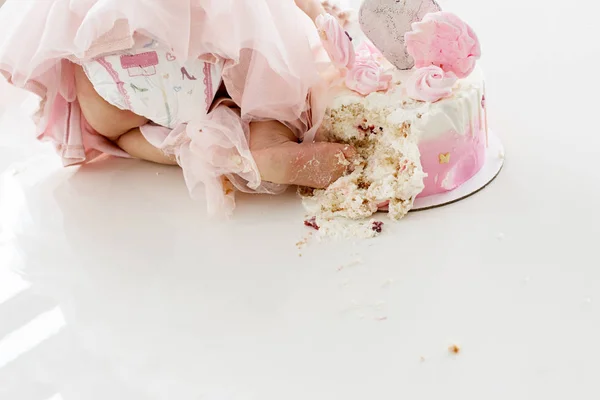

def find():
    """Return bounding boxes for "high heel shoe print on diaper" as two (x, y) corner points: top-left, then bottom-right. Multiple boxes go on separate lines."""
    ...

(120, 52), (159, 77)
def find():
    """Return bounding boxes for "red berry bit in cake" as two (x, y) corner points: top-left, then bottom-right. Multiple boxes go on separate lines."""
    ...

(357, 123), (376, 134)
(372, 221), (384, 233)
(357, 118), (378, 135)
(304, 217), (320, 231)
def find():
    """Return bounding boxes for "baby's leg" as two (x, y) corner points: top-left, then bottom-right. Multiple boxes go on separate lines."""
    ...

(116, 128), (177, 165)
(74, 65), (175, 165)
(74, 65), (148, 140)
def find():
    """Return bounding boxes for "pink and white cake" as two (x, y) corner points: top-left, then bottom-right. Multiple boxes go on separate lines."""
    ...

(323, 63), (487, 200)
(302, 7), (489, 237)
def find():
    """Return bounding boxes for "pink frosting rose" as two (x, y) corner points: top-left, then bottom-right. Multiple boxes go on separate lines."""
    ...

(345, 50), (392, 96)
(406, 65), (457, 102)
(404, 12), (481, 78)
(316, 13), (355, 70)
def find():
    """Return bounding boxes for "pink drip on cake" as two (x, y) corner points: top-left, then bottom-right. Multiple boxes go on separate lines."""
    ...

(418, 122), (486, 197)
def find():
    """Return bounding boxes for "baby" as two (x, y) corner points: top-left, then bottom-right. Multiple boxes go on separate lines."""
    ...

(0, 0), (355, 215)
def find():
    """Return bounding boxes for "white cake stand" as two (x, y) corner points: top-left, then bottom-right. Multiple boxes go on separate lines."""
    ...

(412, 131), (505, 211)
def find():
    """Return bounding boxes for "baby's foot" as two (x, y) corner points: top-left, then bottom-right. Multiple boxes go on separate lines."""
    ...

(321, 0), (351, 27)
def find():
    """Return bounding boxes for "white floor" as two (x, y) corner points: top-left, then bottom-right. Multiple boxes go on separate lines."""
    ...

(1, 0), (600, 399)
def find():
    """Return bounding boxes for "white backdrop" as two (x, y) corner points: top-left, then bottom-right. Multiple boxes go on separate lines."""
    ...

(1, 1), (600, 400)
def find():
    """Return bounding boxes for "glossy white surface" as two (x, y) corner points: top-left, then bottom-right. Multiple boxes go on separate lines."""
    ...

(1, 0), (600, 399)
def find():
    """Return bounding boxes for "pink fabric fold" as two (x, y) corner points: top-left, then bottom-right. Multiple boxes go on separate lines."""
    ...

(0, 0), (328, 215)
(141, 100), (288, 216)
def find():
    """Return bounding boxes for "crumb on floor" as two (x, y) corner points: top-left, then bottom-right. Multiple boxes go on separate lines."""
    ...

(296, 232), (313, 250)
(449, 344), (461, 354)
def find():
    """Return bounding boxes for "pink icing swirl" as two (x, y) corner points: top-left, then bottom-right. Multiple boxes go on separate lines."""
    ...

(316, 13), (355, 70)
(406, 65), (457, 102)
(404, 12), (481, 79)
(345, 42), (391, 96)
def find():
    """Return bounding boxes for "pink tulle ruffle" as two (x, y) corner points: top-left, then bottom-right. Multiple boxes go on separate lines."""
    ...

(0, 0), (325, 214)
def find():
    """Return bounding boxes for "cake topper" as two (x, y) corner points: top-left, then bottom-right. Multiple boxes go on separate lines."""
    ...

(359, 0), (442, 70)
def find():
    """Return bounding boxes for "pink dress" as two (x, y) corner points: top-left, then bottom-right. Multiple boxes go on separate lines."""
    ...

(0, 0), (327, 215)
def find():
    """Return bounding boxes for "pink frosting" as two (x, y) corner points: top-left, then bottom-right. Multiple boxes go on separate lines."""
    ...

(355, 40), (383, 61)
(345, 43), (391, 96)
(404, 12), (481, 78)
(406, 65), (457, 102)
(418, 122), (486, 198)
(316, 13), (355, 70)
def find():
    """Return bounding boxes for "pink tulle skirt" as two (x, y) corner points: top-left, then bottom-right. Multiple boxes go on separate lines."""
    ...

(0, 0), (328, 215)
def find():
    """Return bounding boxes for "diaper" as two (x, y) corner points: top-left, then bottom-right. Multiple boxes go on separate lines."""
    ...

(83, 37), (224, 129)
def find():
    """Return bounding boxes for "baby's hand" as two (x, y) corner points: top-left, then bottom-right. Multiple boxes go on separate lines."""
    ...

(294, 0), (326, 23)
(296, 0), (350, 28)
(321, 1), (350, 27)
(250, 120), (356, 188)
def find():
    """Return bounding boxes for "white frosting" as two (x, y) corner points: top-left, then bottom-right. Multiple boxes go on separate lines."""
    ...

(327, 65), (485, 141)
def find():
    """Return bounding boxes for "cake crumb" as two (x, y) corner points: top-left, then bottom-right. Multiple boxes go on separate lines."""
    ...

(304, 217), (320, 230)
(420, 356), (426, 362)
(334, 151), (351, 167)
(376, 316), (388, 321)
(448, 344), (461, 354)
(296, 232), (313, 250)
